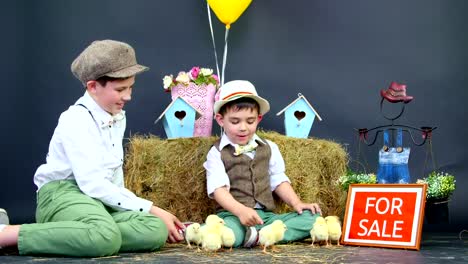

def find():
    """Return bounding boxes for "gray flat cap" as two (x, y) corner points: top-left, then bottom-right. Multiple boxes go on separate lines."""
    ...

(71, 39), (149, 86)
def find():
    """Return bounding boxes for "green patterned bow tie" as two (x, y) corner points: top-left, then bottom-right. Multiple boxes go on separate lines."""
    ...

(233, 141), (258, 156)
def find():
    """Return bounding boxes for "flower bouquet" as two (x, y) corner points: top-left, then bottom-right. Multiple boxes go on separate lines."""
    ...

(162, 67), (220, 137)
(163, 67), (219, 91)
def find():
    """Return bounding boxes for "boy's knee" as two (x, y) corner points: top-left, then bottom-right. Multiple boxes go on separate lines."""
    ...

(137, 215), (168, 251)
(86, 222), (122, 257)
(300, 209), (317, 219)
(147, 217), (168, 250)
(299, 210), (322, 228)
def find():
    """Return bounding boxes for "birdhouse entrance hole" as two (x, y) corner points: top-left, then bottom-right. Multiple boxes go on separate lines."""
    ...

(175, 111), (186, 126)
(294, 111), (306, 121)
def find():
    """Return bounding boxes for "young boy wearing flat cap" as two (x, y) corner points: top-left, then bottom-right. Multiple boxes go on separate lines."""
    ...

(203, 80), (322, 248)
(0, 40), (184, 256)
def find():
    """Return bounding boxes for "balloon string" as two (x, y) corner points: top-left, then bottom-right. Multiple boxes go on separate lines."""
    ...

(207, 2), (220, 80)
(221, 27), (229, 85)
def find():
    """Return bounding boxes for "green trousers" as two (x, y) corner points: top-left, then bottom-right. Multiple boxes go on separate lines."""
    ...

(18, 180), (168, 257)
(217, 209), (319, 247)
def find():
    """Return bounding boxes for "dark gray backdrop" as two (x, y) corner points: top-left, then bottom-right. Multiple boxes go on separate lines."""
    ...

(1, 0), (467, 230)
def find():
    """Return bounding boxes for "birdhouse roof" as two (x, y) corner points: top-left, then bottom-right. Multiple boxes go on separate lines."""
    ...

(154, 96), (203, 124)
(276, 94), (322, 121)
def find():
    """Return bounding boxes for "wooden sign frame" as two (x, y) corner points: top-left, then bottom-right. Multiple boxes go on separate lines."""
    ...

(341, 184), (426, 250)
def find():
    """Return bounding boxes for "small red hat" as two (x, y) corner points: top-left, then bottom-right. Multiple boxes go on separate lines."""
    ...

(380, 82), (413, 103)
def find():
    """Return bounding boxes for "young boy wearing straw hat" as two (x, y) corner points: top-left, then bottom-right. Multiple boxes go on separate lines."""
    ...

(0, 40), (184, 256)
(204, 80), (322, 248)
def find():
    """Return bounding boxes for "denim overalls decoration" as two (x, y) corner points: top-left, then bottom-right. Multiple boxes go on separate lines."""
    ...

(377, 129), (410, 183)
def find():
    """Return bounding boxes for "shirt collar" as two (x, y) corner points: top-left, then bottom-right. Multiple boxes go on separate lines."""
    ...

(219, 133), (265, 150)
(75, 91), (125, 128)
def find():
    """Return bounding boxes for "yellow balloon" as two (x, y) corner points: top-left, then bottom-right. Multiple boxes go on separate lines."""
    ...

(207, 0), (252, 29)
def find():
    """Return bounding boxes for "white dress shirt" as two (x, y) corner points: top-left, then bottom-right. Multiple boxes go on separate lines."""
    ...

(34, 91), (153, 212)
(204, 133), (290, 199)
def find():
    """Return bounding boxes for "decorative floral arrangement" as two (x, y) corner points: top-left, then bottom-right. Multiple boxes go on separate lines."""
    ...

(417, 171), (456, 201)
(162, 66), (219, 91)
(337, 172), (377, 191)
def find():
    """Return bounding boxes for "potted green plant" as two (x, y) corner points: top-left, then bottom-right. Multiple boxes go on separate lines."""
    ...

(417, 171), (456, 224)
(337, 171), (377, 192)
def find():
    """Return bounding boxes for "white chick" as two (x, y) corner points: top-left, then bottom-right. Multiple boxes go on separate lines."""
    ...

(258, 220), (288, 254)
(200, 215), (225, 253)
(325, 215), (342, 246)
(185, 223), (202, 250)
(310, 216), (329, 247)
(221, 226), (236, 251)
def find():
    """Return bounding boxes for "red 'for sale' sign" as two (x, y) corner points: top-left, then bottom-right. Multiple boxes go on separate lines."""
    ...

(341, 184), (426, 250)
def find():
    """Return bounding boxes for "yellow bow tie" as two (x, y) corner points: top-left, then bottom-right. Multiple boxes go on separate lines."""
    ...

(233, 141), (258, 156)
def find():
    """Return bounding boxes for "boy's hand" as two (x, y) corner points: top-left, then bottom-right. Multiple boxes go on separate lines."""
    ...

(236, 207), (263, 227)
(274, 182), (321, 215)
(150, 206), (184, 243)
(292, 202), (321, 215)
(213, 187), (263, 226)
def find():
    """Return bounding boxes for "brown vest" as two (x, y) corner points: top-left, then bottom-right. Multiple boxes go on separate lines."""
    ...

(214, 138), (275, 211)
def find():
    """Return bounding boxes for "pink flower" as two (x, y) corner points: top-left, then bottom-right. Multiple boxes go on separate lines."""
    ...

(189, 66), (200, 80)
(212, 74), (219, 83)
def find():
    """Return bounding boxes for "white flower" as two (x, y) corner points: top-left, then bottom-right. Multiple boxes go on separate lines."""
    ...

(200, 68), (213, 76)
(175, 71), (190, 84)
(162, 75), (173, 89)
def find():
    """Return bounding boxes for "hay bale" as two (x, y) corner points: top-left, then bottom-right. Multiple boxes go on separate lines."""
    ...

(124, 131), (348, 222)
(259, 131), (348, 218)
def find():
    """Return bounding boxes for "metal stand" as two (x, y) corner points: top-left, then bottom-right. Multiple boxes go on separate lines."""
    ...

(353, 96), (438, 176)
(356, 97), (437, 147)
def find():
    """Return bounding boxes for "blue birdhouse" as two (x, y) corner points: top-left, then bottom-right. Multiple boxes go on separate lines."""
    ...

(276, 93), (323, 138)
(155, 97), (202, 139)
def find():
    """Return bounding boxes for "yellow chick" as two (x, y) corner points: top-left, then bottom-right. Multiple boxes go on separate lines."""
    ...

(185, 223), (202, 250)
(258, 220), (288, 254)
(325, 215), (342, 246)
(221, 226), (236, 251)
(200, 215), (225, 253)
(310, 216), (329, 247)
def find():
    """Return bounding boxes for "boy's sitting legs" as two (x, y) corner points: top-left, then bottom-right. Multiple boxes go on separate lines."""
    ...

(277, 210), (318, 242)
(214, 210), (319, 248)
(243, 210), (320, 247)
